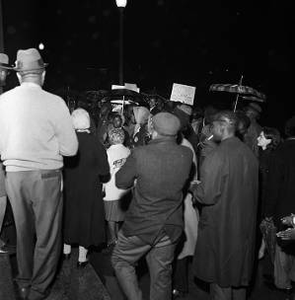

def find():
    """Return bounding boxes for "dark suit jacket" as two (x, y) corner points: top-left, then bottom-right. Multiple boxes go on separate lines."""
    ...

(116, 136), (193, 244)
(265, 139), (295, 230)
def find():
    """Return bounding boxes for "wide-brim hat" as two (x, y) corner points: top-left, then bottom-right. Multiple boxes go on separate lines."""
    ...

(13, 48), (48, 72)
(0, 53), (12, 70)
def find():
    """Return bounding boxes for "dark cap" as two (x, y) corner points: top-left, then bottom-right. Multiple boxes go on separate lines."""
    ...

(152, 112), (181, 136)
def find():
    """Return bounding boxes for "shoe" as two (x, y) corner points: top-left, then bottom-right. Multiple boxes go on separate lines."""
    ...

(63, 253), (71, 260)
(172, 289), (187, 299)
(0, 246), (9, 255)
(77, 260), (88, 269)
(264, 281), (293, 293)
(0, 244), (16, 255)
(16, 287), (30, 300)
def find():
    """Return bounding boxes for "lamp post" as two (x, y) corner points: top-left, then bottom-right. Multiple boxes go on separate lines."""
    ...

(115, 0), (127, 86)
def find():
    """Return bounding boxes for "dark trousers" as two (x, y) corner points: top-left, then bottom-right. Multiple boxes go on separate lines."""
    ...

(111, 230), (177, 300)
(173, 257), (189, 293)
(5, 170), (62, 300)
(210, 283), (246, 300)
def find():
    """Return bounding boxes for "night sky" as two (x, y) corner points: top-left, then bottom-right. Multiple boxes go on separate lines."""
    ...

(1, 0), (294, 130)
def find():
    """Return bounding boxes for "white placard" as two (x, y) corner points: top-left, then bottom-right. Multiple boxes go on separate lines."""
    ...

(125, 83), (140, 93)
(111, 85), (125, 90)
(170, 83), (196, 106)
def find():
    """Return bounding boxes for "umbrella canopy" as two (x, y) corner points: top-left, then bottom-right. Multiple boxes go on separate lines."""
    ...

(241, 95), (265, 103)
(101, 89), (148, 107)
(209, 84), (266, 100)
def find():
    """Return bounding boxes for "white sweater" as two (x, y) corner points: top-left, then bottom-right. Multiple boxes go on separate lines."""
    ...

(103, 144), (131, 201)
(0, 82), (78, 171)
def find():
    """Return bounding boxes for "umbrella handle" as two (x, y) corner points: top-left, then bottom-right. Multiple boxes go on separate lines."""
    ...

(233, 94), (239, 112)
(233, 75), (243, 112)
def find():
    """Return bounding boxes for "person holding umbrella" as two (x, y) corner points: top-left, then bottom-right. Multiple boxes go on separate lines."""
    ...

(191, 111), (259, 300)
(243, 103), (263, 157)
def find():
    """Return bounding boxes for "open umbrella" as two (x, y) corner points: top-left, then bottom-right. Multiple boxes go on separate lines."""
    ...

(241, 95), (265, 103)
(209, 76), (266, 111)
(102, 89), (148, 106)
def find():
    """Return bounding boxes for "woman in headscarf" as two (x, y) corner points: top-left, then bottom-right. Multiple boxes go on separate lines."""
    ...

(63, 108), (109, 267)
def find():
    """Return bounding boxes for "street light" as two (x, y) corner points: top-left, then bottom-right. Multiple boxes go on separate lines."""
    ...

(115, 0), (127, 85)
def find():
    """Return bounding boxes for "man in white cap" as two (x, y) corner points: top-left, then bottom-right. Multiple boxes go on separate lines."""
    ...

(111, 112), (193, 300)
(0, 48), (78, 300)
(0, 52), (11, 254)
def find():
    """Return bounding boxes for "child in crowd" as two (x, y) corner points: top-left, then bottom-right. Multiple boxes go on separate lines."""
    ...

(103, 128), (131, 246)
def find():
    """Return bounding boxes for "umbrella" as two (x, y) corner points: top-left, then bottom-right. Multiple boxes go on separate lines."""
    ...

(209, 84), (266, 100)
(209, 76), (266, 111)
(241, 95), (265, 103)
(103, 89), (148, 105)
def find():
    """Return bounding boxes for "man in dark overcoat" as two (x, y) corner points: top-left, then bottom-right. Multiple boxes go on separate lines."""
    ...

(191, 111), (259, 300)
(265, 115), (295, 290)
(111, 112), (193, 300)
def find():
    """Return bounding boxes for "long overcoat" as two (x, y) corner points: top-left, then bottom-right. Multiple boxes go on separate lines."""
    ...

(63, 132), (109, 248)
(192, 137), (258, 287)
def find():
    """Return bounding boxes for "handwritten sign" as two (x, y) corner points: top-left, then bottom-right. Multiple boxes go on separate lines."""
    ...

(170, 83), (196, 106)
(125, 83), (140, 93)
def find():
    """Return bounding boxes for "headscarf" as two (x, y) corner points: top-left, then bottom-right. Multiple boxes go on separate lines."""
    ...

(71, 108), (90, 133)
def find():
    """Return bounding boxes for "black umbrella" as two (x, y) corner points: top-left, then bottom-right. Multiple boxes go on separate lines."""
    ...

(209, 75), (266, 111)
(102, 89), (148, 106)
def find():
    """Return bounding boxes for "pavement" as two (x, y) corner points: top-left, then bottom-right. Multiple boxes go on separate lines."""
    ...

(0, 248), (110, 300)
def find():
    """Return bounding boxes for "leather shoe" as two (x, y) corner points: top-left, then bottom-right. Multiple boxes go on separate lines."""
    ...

(77, 260), (89, 269)
(0, 247), (9, 255)
(16, 287), (30, 300)
(63, 253), (71, 260)
(0, 244), (16, 255)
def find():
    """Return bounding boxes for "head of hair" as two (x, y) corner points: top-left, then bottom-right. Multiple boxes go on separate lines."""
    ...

(108, 128), (125, 145)
(204, 105), (218, 125)
(71, 108), (90, 130)
(285, 116), (295, 137)
(214, 110), (238, 134)
(235, 110), (251, 137)
(262, 127), (281, 150)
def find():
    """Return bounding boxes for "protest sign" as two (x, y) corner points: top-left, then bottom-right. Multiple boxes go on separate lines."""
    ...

(170, 83), (196, 106)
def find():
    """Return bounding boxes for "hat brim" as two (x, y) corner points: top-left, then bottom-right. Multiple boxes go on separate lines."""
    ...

(13, 63), (49, 72)
(0, 63), (13, 70)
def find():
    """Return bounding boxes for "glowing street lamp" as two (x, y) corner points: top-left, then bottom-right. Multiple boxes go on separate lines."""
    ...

(115, 0), (127, 8)
(115, 0), (127, 85)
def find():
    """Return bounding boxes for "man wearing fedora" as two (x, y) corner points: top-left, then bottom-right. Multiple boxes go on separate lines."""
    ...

(111, 112), (193, 300)
(0, 48), (78, 300)
(0, 52), (11, 255)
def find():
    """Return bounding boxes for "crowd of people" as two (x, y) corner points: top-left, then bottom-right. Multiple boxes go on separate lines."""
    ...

(0, 48), (295, 300)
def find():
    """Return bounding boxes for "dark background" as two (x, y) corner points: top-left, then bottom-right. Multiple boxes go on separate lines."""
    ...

(1, 0), (294, 130)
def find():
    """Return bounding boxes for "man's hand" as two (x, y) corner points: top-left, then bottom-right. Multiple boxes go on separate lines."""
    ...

(276, 228), (295, 240)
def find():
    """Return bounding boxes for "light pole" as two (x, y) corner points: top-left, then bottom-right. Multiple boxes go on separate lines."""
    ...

(115, 0), (127, 85)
